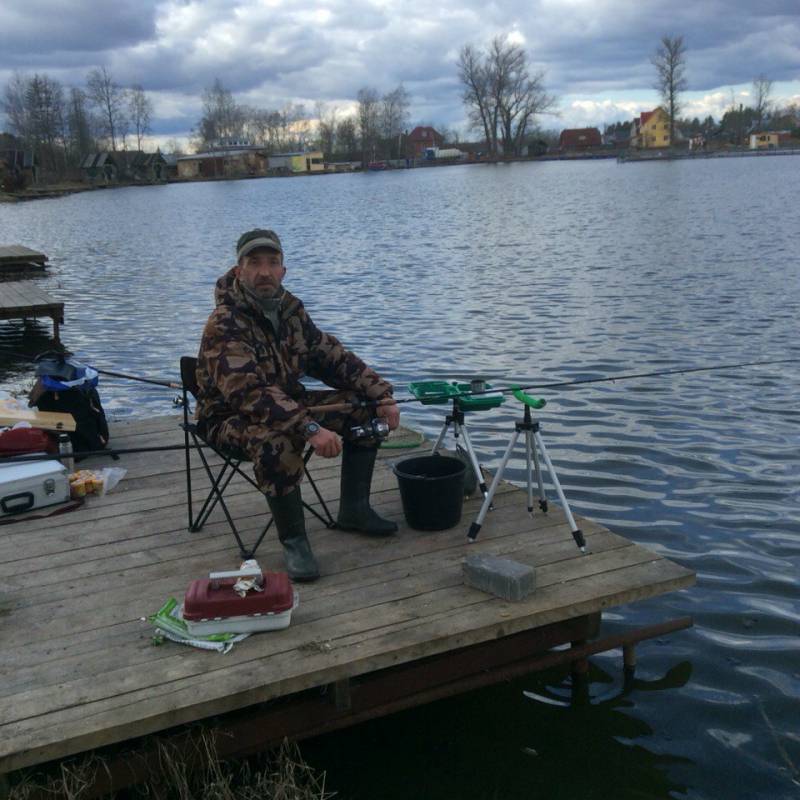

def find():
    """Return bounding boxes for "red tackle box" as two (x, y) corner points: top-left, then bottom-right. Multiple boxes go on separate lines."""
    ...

(182, 569), (297, 635)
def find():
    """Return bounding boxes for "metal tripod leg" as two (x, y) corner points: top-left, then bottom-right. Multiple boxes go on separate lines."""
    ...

(525, 430), (534, 514)
(534, 431), (586, 552)
(456, 422), (490, 499)
(431, 420), (449, 454)
(467, 430), (520, 541)
(531, 432), (547, 512)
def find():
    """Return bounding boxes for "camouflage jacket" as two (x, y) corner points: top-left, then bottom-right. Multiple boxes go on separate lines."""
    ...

(195, 267), (393, 437)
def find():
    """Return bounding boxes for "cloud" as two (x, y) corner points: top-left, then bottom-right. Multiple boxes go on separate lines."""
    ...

(1, 0), (799, 137)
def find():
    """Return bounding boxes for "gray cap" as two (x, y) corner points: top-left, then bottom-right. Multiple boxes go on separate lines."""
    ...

(236, 229), (283, 261)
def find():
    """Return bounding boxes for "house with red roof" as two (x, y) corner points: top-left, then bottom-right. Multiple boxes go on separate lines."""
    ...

(559, 128), (602, 151)
(407, 126), (444, 158)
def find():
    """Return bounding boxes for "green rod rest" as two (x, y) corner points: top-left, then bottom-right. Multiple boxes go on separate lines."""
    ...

(511, 386), (546, 409)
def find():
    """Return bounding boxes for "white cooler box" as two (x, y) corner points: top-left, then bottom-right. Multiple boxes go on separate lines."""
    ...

(0, 460), (70, 516)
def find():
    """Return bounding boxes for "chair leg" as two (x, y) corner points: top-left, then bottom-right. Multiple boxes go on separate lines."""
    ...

(194, 459), (239, 531)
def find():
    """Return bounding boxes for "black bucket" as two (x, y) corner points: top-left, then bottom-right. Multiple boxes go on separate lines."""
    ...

(392, 455), (466, 531)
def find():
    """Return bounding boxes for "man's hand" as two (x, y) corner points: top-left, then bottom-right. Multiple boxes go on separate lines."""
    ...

(376, 397), (400, 431)
(308, 427), (342, 458)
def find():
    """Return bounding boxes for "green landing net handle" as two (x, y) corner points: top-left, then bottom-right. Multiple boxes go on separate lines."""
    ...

(511, 386), (546, 409)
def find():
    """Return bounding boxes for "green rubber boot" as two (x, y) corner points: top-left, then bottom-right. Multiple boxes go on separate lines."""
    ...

(267, 486), (320, 582)
(337, 441), (398, 536)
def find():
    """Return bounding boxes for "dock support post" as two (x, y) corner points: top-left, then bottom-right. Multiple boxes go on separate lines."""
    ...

(52, 315), (60, 344)
(623, 643), (637, 671)
(331, 679), (352, 711)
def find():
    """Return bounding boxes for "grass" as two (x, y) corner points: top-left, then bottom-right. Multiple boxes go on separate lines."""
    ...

(8, 732), (333, 800)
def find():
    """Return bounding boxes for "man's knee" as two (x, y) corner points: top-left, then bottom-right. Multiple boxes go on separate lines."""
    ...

(248, 430), (305, 497)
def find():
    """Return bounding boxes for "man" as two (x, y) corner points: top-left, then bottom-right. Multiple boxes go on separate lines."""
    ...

(196, 229), (400, 582)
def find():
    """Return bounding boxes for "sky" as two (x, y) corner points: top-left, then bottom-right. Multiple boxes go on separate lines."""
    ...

(1, 0), (799, 148)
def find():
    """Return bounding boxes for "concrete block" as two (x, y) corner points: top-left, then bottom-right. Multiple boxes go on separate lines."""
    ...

(462, 553), (536, 601)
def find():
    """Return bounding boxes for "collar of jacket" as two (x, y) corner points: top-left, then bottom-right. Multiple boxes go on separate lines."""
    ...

(214, 266), (302, 321)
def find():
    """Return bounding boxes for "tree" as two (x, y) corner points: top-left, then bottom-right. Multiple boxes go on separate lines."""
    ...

(1, 73), (29, 141)
(86, 66), (127, 151)
(314, 101), (338, 158)
(651, 35), (687, 146)
(66, 88), (94, 162)
(457, 36), (556, 156)
(751, 74), (773, 130)
(356, 87), (380, 163)
(487, 36), (555, 156)
(457, 44), (493, 151)
(197, 78), (244, 147)
(380, 84), (410, 158)
(128, 85), (153, 150)
(163, 137), (185, 156)
(335, 116), (358, 158)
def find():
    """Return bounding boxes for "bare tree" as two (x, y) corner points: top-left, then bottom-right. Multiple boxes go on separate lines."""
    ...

(1, 73), (30, 140)
(457, 45), (493, 151)
(197, 78), (245, 147)
(314, 101), (338, 157)
(335, 116), (358, 157)
(457, 36), (555, 156)
(128, 85), (153, 150)
(486, 36), (555, 156)
(66, 88), (94, 161)
(380, 84), (410, 158)
(651, 35), (687, 145)
(163, 137), (185, 156)
(356, 86), (380, 163)
(25, 74), (66, 173)
(86, 66), (127, 151)
(751, 74), (773, 129)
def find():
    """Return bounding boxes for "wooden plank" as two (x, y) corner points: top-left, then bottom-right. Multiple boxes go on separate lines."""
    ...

(0, 558), (692, 772)
(0, 414), (696, 775)
(0, 404), (75, 432)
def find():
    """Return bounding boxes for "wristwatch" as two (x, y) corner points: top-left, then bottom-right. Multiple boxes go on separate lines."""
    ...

(304, 421), (321, 439)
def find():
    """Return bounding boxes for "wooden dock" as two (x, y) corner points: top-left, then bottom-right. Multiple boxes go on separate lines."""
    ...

(0, 415), (694, 790)
(0, 281), (63, 342)
(0, 245), (48, 278)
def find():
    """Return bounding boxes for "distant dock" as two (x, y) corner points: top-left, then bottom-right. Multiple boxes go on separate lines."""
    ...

(619, 148), (800, 163)
(0, 280), (64, 342)
(0, 245), (48, 278)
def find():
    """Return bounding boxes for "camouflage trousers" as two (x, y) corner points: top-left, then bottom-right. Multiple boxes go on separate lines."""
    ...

(209, 390), (376, 497)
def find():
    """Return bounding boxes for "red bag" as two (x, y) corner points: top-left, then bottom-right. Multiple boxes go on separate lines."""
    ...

(0, 427), (57, 457)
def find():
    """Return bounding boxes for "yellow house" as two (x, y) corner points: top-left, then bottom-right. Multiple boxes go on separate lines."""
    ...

(631, 107), (671, 149)
(749, 132), (779, 150)
(268, 151), (325, 173)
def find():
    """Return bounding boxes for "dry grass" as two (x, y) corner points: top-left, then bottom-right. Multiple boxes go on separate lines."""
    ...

(8, 732), (333, 800)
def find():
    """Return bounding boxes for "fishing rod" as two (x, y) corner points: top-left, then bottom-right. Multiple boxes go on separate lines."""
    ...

(0, 443), (210, 465)
(307, 357), (800, 413)
(0, 347), (180, 389)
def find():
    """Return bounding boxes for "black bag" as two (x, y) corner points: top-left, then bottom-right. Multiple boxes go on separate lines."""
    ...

(33, 384), (109, 453)
(28, 352), (110, 454)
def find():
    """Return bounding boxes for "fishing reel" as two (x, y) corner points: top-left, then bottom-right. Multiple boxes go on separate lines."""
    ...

(351, 417), (390, 442)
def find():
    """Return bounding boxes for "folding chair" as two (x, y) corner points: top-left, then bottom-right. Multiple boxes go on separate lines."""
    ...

(180, 356), (335, 560)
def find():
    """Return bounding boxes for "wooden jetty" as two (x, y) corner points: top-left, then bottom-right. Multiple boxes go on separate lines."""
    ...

(0, 281), (63, 342)
(0, 245), (48, 278)
(0, 415), (694, 794)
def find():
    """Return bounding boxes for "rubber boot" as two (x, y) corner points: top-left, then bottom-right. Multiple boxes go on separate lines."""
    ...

(267, 486), (320, 582)
(337, 441), (398, 536)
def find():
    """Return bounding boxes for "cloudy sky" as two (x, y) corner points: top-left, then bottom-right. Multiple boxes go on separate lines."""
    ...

(1, 0), (799, 146)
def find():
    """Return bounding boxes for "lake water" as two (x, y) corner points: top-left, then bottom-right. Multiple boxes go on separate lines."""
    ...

(1, 158), (799, 798)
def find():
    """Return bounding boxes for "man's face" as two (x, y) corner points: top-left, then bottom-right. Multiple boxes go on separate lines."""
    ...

(237, 247), (286, 298)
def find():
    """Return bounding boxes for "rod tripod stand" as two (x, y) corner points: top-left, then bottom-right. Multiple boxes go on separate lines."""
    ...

(431, 397), (491, 502)
(466, 390), (587, 553)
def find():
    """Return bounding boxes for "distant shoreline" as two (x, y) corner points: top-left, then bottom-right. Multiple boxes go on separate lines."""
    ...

(3, 146), (799, 203)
